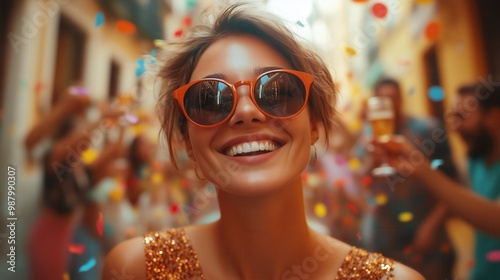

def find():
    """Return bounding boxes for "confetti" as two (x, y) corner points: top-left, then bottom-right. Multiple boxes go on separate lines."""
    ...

(431, 159), (444, 169)
(356, 232), (362, 241)
(334, 178), (345, 189)
(335, 156), (347, 166)
(352, 0), (369, 3)
(81, 149), (98, 164)
(150, 49), (157, 64)
(68, 244), (86, 255)
(314, 203), (327, 218)
(486, 250), (500, 262)
(344, 46), (357, 56)
(416, 0), (433, 4)
(375, 193), (388, 205)
(174, 29), (183, 38)
(428, 85), (445, 102)
(170, 204), (179, 214)
(69, 86), (89, 96)
(108, 187), (123, 201)
(398, 211), (414, 222)
(348, 158), (361, 171)
(187, 0), (198, 8)
(361, 175), (372, 187)
(183, 16), (192, 27)
(63, 272), (70, 280)
(78, 258), (96, 272)
(347, 203), (358, 214)
(154, 39), (167, 48)
(95, 12), (105, 27)
(306, 174), (321, 188)
(371, 3), (388, 19)
(296, 20), (304, 27)
(151, 172), (164, 184)
(404, 246), (413, 255)
(34, 81), (44, 94)
(123, 113), (139, 124)
(116, 20), (136, 34)
(96, 212), (103, 236)
(425, 20), (440, 41)
(136, 58), (146, 78)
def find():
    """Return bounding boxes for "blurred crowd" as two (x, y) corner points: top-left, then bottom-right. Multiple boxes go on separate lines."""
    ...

(23, 78), (500, 280)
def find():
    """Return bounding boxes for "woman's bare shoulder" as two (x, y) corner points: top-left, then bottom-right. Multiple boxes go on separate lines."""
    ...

(392, 262), (426, 280)
(102, 237), (147, 280)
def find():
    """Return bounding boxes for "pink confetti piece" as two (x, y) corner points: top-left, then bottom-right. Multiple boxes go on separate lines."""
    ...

(69, 86), (89, 96)
(124, 113), (139, 124)
(486, 250), (500, 262)
(96, 212), (103, 236)
(356, 232), (362, 241)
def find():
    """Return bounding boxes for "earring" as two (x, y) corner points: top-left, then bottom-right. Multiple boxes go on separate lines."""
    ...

(194, 163), (205, 181)
(311, 144), (318, 165)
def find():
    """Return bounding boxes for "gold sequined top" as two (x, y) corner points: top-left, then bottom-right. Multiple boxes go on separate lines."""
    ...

(144, 228), (395, 280)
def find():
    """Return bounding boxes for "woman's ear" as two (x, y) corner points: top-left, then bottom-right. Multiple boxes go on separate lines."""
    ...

(310, 121), (319, 144)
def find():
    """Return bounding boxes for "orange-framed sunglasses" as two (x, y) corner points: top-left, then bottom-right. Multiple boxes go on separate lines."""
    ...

(173, 69), (314, 128)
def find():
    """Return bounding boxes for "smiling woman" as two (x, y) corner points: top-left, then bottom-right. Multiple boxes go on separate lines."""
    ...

(103, 2), (425, 279)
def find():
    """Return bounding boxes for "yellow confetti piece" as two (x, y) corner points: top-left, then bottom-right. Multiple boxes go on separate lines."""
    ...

(131, 124), (144, 136)
(375, 193), (388, 205)
(314, 203), (327, 218)
(344, 46), (357, 56)
(306, 174), (321, 188)
(348, 158), (361, 171)
(81, 149), (98, 164)
(347, 119), (362, 132)
(108, 187), (123, 201)
(352, 85), (362, 97)
(63, 272), (70, 280)
(399, 211), (414, 223)
(416, 0), (433, 4)
(151, 172), (164, 184)
(154, 39), (167, 48)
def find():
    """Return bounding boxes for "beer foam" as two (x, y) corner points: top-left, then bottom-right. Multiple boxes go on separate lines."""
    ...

(367, 111), (394, 120)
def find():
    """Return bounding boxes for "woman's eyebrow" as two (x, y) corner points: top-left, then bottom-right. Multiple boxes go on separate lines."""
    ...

(203, 73), (227, 79)
(254, 66), (284, 75)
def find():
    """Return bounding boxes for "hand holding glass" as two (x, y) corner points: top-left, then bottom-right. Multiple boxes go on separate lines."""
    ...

(367, 96), (396, 177)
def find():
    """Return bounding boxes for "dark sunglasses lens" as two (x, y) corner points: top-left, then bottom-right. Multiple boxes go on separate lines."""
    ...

(184, 81), (234, 125)
(254, 72), (306, 117)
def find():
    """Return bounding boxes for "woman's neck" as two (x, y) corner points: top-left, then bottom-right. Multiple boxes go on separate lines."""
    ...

(212, 179), (318, 279)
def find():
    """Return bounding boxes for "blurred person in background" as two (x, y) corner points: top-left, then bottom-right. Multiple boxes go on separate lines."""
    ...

(24, 86), (125, 280)
(375, 84), (500, 279)
(359, 78), (457, 279)
(103, 3), (423, 279)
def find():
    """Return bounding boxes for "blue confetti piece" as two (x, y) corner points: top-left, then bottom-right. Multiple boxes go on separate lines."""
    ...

(136, 58), (146, 77)
(95, 12), (105, 27)
(78, 257), (96, 272)
(150, 49), (156, 65)
(296, 20), (305, 27)
(431, 159), (444, 169)
(428, 86), (445, 102)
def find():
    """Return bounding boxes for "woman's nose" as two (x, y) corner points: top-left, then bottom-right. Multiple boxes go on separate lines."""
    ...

(228, 84), (267, 126)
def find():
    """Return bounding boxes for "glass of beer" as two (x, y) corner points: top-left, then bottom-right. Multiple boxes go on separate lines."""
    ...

(367, 96), (396, 177)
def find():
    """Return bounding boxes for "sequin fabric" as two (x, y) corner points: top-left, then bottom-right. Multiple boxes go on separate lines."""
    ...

(336, 247), (395, 280)
(144, 229), (394, 279)
(144, 228), (206, 279)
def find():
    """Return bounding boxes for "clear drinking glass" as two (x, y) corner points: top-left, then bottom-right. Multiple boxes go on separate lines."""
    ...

(367, 96), (397, 177)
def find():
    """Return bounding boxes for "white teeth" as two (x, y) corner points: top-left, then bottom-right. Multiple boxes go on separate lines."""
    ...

(225, 141), (280, 157)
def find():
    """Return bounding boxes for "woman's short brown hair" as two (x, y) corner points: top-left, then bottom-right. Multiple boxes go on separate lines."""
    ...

(157, 2), (338, 168)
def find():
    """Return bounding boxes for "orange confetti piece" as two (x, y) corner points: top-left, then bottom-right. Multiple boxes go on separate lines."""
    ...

(347, 203), (358, 214)
(117, 94), (135, 105)
(425, 21), (441, 41)
(371, 2), (388, 19)
(361, 175), (372, 187)
(334, 178), (345, 189)
(344, 46), (357, 56)
(96, 212), (103, 236)
(116, 20), (136, 34)
(68, 244), (86, 254)
(352, 0), (369, 3)
(63, 272), (70, 280)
